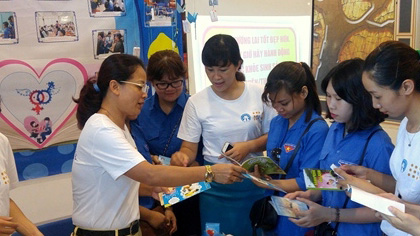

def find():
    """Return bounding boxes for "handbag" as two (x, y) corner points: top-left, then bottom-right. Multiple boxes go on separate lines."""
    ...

(249, 118), (323, 236)
(249, 196), (278, 236)
(314, 128), (381, 236)
(314, 222), (337, 236)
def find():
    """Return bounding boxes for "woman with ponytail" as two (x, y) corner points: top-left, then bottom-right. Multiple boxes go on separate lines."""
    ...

(256, 61), (329, 235)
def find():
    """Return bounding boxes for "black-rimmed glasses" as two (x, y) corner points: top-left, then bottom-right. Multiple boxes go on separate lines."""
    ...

(155, 80), (183, 90)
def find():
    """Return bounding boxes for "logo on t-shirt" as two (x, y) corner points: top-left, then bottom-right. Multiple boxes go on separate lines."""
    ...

(1, 170), (10, 185)
(283, 144), (296, 153)
(401, 159), (408, 173)
(241, 113), (251, 122)
(252, 111), (262, 122)
(406, 162), (420, 181)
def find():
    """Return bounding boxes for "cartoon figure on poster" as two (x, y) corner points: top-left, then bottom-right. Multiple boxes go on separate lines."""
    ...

(89, 0), (126, 17)
(35, 11), (78, 43)
(24, 116), (53, 144)
(0, 12), (18, 44)
(144, 0), (176, 27)
(93, 29), (126, 59)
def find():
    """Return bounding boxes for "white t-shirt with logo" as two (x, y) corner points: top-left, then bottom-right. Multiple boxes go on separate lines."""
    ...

(178, 82), (276, 163)
(381, 117), (420, 236)
(72, 114), (145, 230)
(0, 133), (18, 216)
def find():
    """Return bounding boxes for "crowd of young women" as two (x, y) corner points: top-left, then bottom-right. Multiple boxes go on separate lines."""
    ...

(69, 34), (420, 236)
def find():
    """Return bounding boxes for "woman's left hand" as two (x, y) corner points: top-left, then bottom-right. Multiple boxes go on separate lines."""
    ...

(220, 141), (250, 163)
(164, 208), (177, 235)
(289, 197), (333, 227)
(377, 207), (420, 236)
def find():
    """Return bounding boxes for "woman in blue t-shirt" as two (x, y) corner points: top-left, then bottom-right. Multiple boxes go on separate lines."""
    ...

(287, 58), (394, 236)
(257, 61), (329, 235)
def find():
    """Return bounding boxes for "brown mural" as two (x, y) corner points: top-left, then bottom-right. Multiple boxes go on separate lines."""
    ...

(312, 0), (395, 82)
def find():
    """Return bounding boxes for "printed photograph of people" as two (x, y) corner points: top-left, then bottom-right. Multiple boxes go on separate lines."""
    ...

(0, 12), (18, 44)
(92, 29), (126, 59)
(35, 11), (77, 43)
(144, 0), (176, 27)
(89, 0), (126, 17)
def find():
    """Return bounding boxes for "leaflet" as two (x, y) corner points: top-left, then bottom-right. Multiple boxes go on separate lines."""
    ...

(158, 181), (211, 207)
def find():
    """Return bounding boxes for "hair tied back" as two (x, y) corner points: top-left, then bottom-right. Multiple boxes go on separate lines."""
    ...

(93, 83), (100, 92)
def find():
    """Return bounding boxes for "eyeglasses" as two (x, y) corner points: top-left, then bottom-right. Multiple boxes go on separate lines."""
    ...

(271, 148), (281, 162)
(120, 81), (149, 94)
(155, 80), (183, 90)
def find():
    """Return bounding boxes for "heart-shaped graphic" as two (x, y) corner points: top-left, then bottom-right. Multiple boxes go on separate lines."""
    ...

(0, 59), (87, 148)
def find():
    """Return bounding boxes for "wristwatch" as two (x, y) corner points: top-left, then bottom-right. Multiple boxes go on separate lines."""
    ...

(204, 165), (215, 182)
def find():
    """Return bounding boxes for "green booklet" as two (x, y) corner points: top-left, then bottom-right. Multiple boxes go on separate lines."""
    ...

(223, 155), (286, 175)
(303, 168), (342, 190)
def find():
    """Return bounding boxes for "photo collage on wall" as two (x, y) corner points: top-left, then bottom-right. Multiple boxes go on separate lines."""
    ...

(0, 0), (128, 60)
(144, 0), (176, 27)
(0, 12), (17, 44)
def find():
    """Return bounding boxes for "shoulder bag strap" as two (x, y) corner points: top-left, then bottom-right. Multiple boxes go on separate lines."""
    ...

(280, 117), (324, 179)
(333, 128), (382, 232)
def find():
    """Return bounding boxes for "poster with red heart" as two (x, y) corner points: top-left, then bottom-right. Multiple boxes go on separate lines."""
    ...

(0, 0), (140, 151)
(0, 58), (87, 149)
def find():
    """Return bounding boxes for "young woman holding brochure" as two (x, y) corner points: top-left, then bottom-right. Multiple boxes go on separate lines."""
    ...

(335, 41), (420, 236)
(286, 58), (394, 236)
(130, 49), (202, 236)
(256, 61), (329, 236)
(171, 34), (276, 236)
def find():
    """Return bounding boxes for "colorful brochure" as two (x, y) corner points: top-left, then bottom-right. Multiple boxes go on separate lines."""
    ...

(269, 196), (309, 218)
(158, 181), (211, 207)
(223, 155), (286, 175)
(303, 168), (342, 190)
(243, 173), (287, 193)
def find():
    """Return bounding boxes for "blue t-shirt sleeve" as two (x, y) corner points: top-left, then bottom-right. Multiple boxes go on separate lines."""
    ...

(295, 120), (329, 190)
(363, 130), (394, 175)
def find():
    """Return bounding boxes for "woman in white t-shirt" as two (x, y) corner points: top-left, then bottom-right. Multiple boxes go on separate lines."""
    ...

(171, 34), (276, 236)
(0, 132), (43, 235)
(71, 54), (245, 236)
(335, 41), (420, 236)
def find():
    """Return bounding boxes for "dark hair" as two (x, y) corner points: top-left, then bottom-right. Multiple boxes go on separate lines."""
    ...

(147, 50), (185, 82)
(98, 31), (104, 38)
(115, 33), (122, 40)
(262, 62), (321, 122)
(321, 58), (385, 132)
(73, 54), (145, 129)
(364, 40), (420, 92)
(201, 34), (245, 81)
(3, 22), (8, 27)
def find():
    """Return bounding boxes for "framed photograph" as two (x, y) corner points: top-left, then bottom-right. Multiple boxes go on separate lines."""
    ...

(0, 12), (18, 45)
(35, 11), (78, 43)
(88, 0), (126, 17)
(144, 0), (176, 27)
(92, 29), (126, 59)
